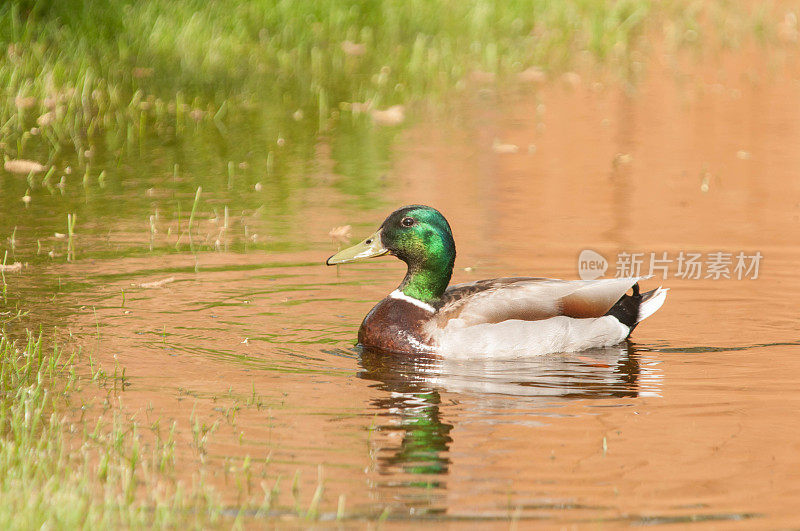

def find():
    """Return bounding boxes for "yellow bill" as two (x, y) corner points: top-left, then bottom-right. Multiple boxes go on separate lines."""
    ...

(326, 229), (388, 265)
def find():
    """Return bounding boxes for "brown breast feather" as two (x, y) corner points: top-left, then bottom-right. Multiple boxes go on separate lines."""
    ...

(358, 297), (436, 353)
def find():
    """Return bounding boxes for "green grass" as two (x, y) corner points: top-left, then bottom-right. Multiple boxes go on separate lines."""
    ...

(0, 0), (669, 163)
(0, 1), (773, 268)
(0, 0), (773, 192)
(0, 0), (771, 268)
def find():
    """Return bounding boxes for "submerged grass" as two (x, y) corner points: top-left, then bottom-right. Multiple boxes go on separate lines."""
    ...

(0, 329), (339, 527)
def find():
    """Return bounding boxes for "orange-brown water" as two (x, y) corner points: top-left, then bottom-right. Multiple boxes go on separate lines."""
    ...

(56, 47), (800, 525)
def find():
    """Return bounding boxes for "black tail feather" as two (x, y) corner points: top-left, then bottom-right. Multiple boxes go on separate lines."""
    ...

(606, 283), (667, 338)
(606, 283), (642, 334)
(606, 284), (664, 336)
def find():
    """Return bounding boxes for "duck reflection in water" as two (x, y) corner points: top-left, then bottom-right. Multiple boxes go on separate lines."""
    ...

(357, 344), (661, 508)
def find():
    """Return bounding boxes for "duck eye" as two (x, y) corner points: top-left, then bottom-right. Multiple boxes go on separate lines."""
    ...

(401, 217), (414, 227)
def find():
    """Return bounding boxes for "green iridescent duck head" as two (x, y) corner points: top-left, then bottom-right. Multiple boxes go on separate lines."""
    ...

(326, 205), (456, 303)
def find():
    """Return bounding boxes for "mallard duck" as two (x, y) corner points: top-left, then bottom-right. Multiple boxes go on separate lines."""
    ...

(327, 205), (667, 356)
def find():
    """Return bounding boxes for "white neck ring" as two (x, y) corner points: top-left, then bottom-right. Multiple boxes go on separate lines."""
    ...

(389, 290), (435, 313)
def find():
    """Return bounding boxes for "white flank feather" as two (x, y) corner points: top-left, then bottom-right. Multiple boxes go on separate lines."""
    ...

(433, 315), (630, 358)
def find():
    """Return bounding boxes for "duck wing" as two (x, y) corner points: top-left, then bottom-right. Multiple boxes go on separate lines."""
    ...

(434, 277), (641, 327)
